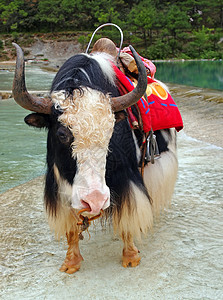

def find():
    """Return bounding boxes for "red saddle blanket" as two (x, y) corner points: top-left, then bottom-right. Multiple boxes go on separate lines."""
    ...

(113, 64), (183, 133)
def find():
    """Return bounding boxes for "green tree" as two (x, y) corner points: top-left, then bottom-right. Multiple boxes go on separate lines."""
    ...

(210, 0), (223, 28)
(128, 0), (157, 50)
(0, 0), (28, 32)
(61, 0), (94, 30)
(0, 0), (222, 59)
(165, 4), (191, 56)
(37, 0), (64, 32)
(61, 0), (126, 31)
(20, 0), (39, 32)
(186, 25), (210, 58)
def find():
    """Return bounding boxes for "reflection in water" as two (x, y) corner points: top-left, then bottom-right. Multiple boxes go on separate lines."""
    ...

(155, 61), (223, 91)
(0, 128), (222, 299)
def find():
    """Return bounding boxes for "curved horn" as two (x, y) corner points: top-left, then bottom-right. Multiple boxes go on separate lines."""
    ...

(111, 45), (147, 112)
(12, 42), (52, 114)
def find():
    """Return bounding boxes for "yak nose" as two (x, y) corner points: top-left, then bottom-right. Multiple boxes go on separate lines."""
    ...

(81, 190), (109, 214)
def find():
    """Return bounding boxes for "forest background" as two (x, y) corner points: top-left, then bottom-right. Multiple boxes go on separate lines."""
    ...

(0, 0), (223, 60)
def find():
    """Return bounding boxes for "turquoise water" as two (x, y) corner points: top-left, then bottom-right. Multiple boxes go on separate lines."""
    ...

(0, 99), (47, 193)
(0, 65), (55, 91)
(0, 65), (54, 193)
(155, 60), (223, 91)
(1, 61), (222, 92)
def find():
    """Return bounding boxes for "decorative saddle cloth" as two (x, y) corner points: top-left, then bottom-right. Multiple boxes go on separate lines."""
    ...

(113, 52), (183, 133)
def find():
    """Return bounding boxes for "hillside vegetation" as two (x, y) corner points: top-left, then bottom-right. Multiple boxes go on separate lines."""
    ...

(0, 0), (222, 60)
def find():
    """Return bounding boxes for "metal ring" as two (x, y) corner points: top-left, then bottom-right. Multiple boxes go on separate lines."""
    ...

(85, 23), (124, 61)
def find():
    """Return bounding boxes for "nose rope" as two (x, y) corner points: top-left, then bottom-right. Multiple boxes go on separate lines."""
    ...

(76, 208), (104, 240)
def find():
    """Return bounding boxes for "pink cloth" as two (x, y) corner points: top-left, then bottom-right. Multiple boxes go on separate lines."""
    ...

(119, 47), (156, 79)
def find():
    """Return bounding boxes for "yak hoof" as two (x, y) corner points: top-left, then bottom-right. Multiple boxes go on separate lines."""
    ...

(60, 262), (81, 274)
(60, 255), (83, 274)
(122, 251), (141, 268)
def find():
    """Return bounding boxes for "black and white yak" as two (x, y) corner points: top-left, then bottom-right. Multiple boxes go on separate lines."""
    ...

(12, 38), (178, 274)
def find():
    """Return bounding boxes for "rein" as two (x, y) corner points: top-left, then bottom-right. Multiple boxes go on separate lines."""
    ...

(75, 208), (104, 240)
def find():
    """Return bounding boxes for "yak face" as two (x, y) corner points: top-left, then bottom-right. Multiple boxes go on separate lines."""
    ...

(26, 87), (115, 214)
(52, 88), (115, 214)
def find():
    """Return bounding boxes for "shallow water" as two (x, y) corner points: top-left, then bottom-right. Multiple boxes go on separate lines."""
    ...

(155, 60), (223, 91)
(1, 60), (223, 92)
(0, 99), (47, 193)
(0, 65), (55, 91)
(0, 131), (222, 299)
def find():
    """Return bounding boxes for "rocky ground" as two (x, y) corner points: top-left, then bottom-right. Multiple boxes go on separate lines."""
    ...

(27, 38), (82, 68)
(0, 35), (83, 99)
(169, 84), (223, 148)
(1, 39), (82, 68)
(0, 33), (84, 68)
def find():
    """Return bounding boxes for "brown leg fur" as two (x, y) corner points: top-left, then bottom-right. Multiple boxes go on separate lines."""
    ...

(122, 233), (141, 268)
(60, 230), (83, 274)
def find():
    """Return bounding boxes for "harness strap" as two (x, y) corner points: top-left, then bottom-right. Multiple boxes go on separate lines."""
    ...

(140, 132), (149, 177)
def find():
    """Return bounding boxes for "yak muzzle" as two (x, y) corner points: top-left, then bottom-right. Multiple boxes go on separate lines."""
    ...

(72, 187), (110, 215)
(80, 190), (110, 214)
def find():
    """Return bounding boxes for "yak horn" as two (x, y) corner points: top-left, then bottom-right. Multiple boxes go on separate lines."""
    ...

(12, 42), (52, 114)
(111, 45), (147, 112)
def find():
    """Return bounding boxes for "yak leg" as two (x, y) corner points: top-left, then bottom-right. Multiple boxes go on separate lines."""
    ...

(60, 230), (83, 274)
(122, 233), (141, 268)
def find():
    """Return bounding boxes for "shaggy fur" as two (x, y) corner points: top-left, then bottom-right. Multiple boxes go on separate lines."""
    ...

(143, 129), (178, 216)
(51, 88), (115, 157)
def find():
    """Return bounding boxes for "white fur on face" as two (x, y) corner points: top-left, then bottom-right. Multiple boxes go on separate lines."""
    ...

(52, 88), (115, 212)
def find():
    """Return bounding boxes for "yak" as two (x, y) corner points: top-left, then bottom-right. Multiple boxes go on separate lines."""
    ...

(12, 38), (178, 274)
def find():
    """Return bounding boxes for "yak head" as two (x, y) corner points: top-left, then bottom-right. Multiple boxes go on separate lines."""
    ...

(12, 39), (147, 215)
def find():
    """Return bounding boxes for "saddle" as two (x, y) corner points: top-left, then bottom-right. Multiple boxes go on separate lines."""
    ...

(91, 38), (183, 173)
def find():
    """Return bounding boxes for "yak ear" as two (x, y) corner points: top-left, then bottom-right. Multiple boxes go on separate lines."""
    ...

(24, 113), (50, 128)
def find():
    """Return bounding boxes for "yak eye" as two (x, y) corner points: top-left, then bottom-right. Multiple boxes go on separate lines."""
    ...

(56, 127), (73, 144)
